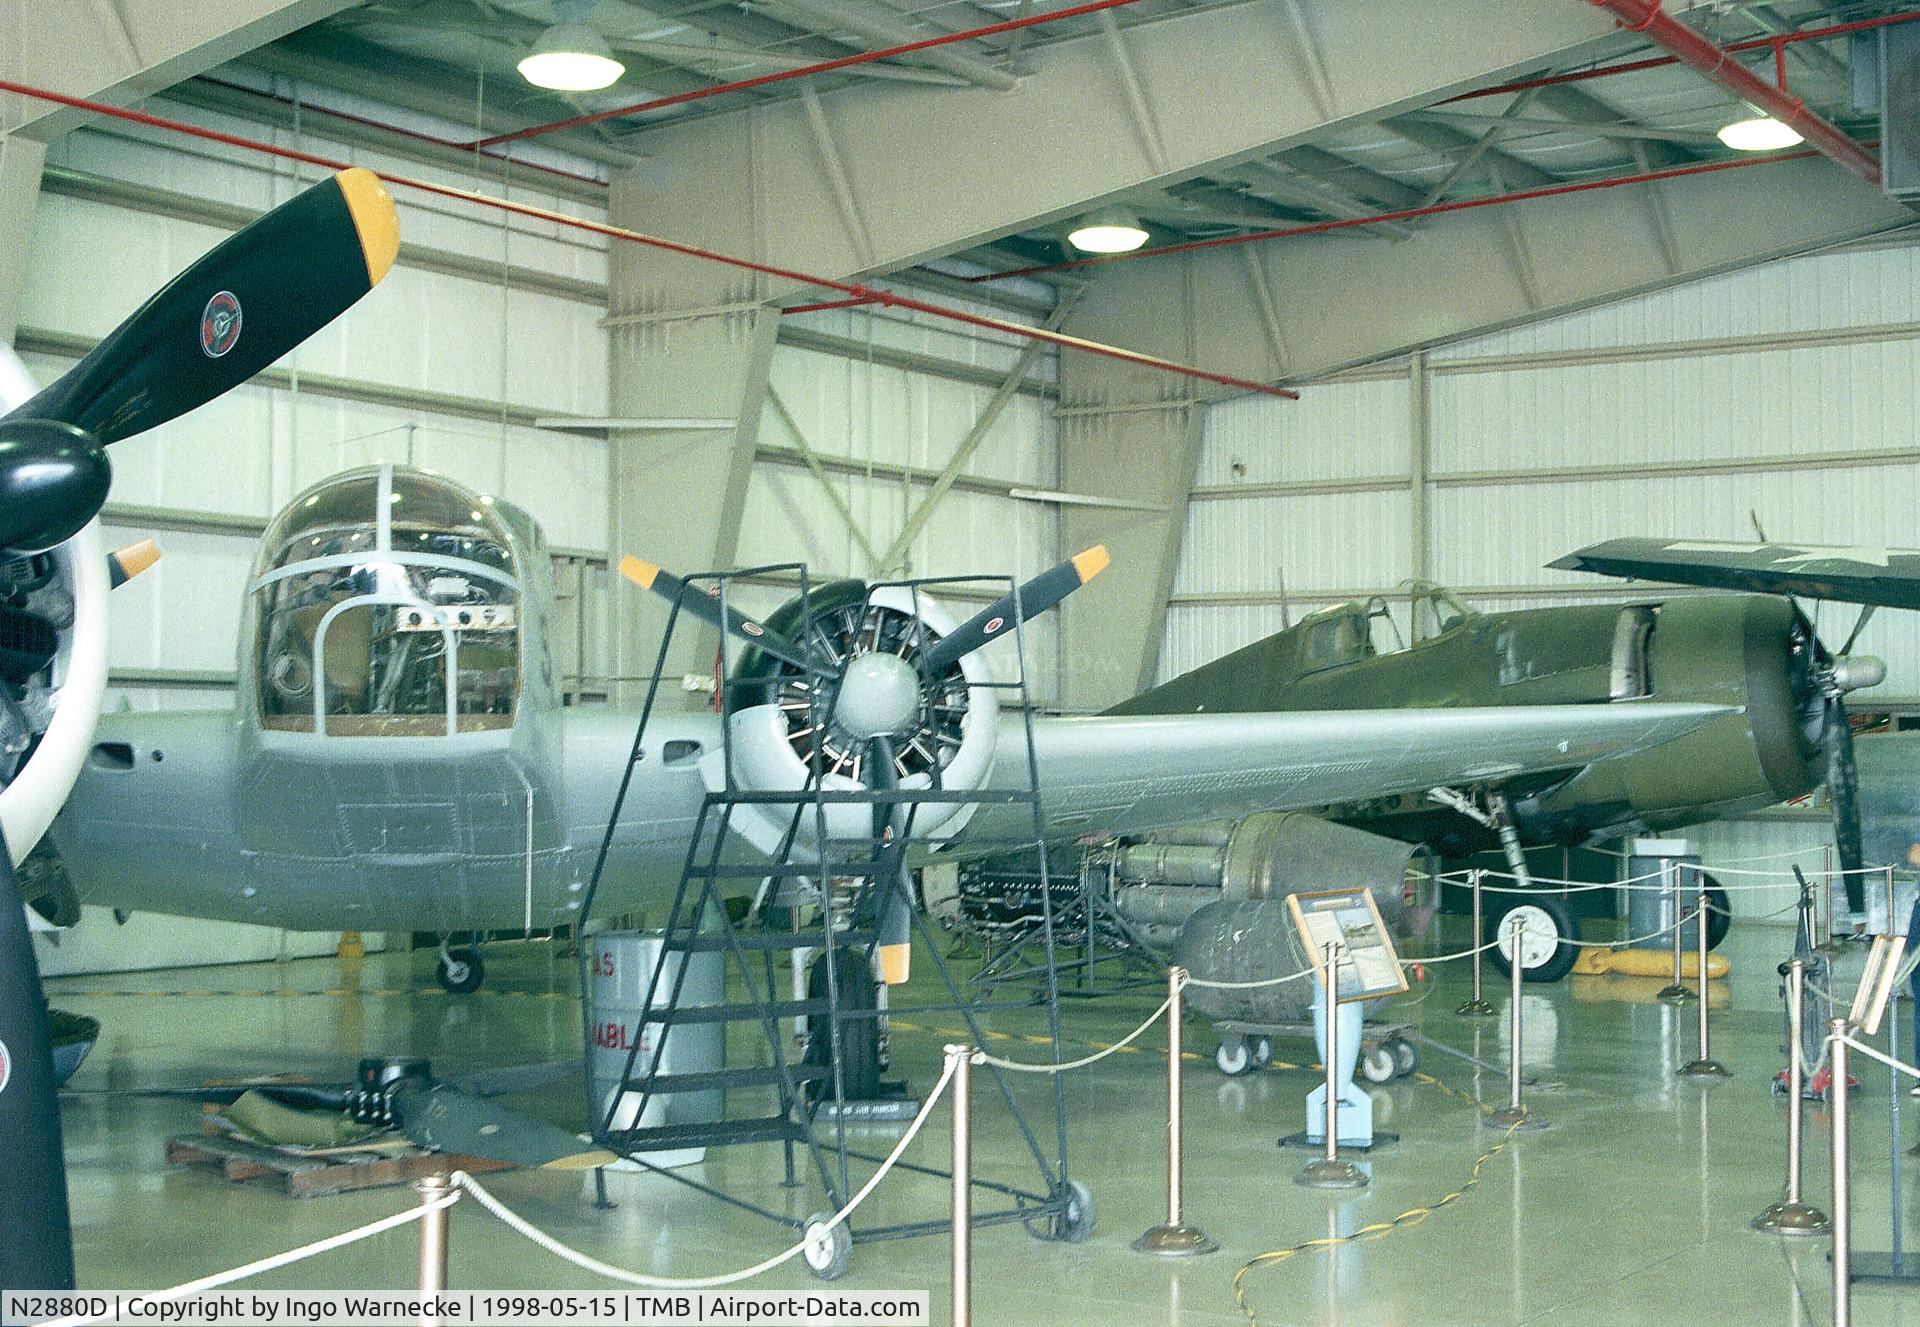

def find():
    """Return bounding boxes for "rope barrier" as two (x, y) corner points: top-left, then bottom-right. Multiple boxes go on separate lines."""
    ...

(454, 1053), (957, 1289)
(1231, 1081), (1526, 1325)
(977, 993), (1175, 1072)
(42, 1194), (461, 1327)
(1841, 1034), (1920, 1083)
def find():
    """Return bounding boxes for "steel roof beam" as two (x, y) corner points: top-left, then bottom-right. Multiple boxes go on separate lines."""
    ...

(764, 0), (1019, 90)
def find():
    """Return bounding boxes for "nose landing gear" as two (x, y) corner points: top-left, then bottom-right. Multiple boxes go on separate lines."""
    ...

(436, 934), (484, 993)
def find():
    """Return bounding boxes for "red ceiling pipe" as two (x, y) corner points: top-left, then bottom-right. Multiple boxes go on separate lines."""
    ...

(471, 0), (1144, 150)
(1584, 0), (1878, 182)
(1450, 9), (1920, 104)
(0, 78), (1295, 399)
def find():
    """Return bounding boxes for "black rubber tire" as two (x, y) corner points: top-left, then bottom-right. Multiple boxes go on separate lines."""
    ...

(437, 947), (484, 994)
(1702, 876), (1732, 951)
(1392, 1036), (1419, 1078)
(805, 948), (881, 1102)
(1485, 894), (1578, 984)
(1359, 1046), (1396, 1085)
(1216, 1039), (1253, 1076)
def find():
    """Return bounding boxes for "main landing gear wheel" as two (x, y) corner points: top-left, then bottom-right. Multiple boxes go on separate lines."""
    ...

(801, 1214), (851, 1281)
(437, 945), (484, 994)
(1486, 895), (1578, 983)
(804, 947), (881, 1102)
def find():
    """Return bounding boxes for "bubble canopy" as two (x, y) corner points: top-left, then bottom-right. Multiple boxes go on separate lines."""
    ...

(250, 465), (522, 735)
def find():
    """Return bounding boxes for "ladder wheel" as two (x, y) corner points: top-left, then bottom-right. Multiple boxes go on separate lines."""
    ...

(805, 948), (880, 1102)
(801, 1213), (851, 1280)
(1053, 1180), (1096, 1243)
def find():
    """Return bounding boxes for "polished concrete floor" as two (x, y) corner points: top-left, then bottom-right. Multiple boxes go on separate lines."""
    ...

(42, 919), (1920, 1325)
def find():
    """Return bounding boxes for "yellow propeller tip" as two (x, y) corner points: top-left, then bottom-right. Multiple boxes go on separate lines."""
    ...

(109, 538), (161, 586)
(618, 555), (661, 589)
(1071, 545), (1111, 584)
(335, 167), (399, 288)
(878, 943), (912, 986)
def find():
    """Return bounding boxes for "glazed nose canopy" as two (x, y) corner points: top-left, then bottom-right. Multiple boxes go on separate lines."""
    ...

(1831, 655), (1888, 694)
(833, 652), (923, 740)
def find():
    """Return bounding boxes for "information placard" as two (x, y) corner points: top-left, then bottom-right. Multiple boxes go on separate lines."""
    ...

(1285, 887), (1408, 1003)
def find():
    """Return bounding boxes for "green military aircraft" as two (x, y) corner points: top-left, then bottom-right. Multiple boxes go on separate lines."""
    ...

(1104, 543), (1908, 986)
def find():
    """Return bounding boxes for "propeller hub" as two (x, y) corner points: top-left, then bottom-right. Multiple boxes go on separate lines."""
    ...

(1830, 654), (1888, 695)
(833, 652), (922, 741)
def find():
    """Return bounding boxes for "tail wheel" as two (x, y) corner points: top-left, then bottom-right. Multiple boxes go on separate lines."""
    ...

(1485, 895), (1578, 983)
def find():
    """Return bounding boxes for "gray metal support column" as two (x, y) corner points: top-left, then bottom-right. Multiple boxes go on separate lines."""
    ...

(605, 135), (780, 709)
(1409, 350), (1430, 587)
(0, 135), (46, 342)
(1056, 257), (1204, 710)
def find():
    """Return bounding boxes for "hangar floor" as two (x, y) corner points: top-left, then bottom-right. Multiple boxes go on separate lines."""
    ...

(44, 920), (1915, 1325)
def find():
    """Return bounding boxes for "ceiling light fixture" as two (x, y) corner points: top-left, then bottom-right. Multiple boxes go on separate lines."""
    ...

(1717, 115), (1804, 151)
(1067, 206), (1149, 254)
(519, 20), (625, 92)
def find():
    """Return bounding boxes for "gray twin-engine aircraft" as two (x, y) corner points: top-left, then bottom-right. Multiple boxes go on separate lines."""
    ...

(39, 462), (1732, 991)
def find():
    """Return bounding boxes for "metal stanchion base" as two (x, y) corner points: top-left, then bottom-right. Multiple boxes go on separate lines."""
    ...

(1132, 1224), (1219, 1256)
(1486, 1105), (1548, 1131)
(1848, 1252), (1920, 1283)
(1751, 1201), (1830, 1236)
(1679, 1059), (1730, 1081)
(1295, 1159), (1368, 1190)
(1456, 999), (1496, 1017)
(1656, 984), (1695, 1003)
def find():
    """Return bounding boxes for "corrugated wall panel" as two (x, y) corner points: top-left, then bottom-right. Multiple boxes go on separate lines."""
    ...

(1436, 243), (1920, 359)
(1432, 341), (1920, 475)
(1197, 376), (1410, 486)
(1173, 490), (1411, 597)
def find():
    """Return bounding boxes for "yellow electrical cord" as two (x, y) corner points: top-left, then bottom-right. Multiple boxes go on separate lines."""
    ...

(1230, 1079), (1526, 1326)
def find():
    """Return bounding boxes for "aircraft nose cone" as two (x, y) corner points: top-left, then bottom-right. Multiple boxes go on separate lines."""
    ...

(833, 652), (921, 740)
(1832, 654), (1888, 694)
(0, 419), (110, 551)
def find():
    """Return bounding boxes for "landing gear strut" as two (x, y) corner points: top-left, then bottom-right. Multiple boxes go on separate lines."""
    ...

(436, 935), (484, 994)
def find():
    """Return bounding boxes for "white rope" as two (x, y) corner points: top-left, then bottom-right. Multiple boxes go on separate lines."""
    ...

(43, 1194), (460, 1327)
(1184, 966), (1319, 991)
(454, 1053), (957, 1289)
(1841, 1034), (1920, 1083)
(977, 993), (1175, 1071)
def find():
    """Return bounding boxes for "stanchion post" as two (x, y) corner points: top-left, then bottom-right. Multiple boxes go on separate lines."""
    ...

(1680, 879), (1729, 1080)
(1755, 959), (1830, 1233)
(1886, 866), (1898, 936)
(1490, 914), (1546, 1131)
(1298, 942), (1367, 1189)
(949, 1044), (972, 1327)
(1831, 1021), (1852, 1327)
(1458, 869), (1495, 1016)
(1135, 968), (1217, 1255)
(1658, 863), (1694, 1003)
(415, 1172), (450, 1326)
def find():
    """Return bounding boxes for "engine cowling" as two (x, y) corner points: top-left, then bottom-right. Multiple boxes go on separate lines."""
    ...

(708, 579), (1000, 855)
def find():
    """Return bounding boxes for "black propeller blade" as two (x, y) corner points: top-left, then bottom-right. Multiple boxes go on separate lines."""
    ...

(920, 546), (1109, 676)
(0, 833), (75, 1289)
(618, 555), (829, 679)
(0, 167), (398, 552)
(388, 1080), (617, 1170)
(1823, 696), (1866, 915)
(866, 735), (914, 984)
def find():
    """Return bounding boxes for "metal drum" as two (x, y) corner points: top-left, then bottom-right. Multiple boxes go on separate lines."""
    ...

(588, 930), (724, 1136)
(1625, 839), (1702, 952)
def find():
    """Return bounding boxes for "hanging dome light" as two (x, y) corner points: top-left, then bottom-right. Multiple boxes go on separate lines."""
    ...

(1067, 206), (1150, 254)
(518, 21), (625, 92)
(1717, 115), (1804, 151)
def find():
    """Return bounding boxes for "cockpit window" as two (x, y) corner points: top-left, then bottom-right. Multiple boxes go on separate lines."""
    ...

(1404, 580), (1476, 643)
(1298, 610), (1371, 673)
(252, 466), (521, 735)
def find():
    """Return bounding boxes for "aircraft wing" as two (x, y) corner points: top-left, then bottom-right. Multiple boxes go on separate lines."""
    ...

(975, 701), (1734, 841)
(1549, 538), (1920, 609)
